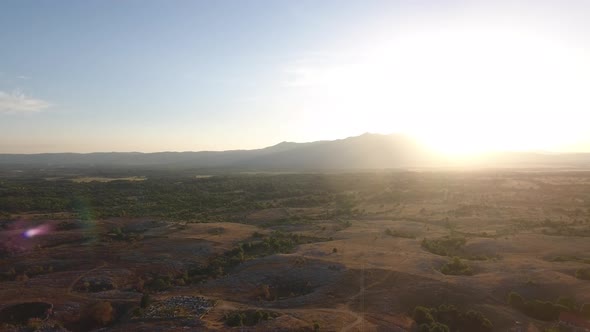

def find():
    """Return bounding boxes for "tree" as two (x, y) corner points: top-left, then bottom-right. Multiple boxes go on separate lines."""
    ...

(459, 310), (493, 331)
(414, 306), (435, 325)
(556, 296), (577, 311)
(508, 292), (525, 309)
(150, 278), (169, 291)
(225, 312), (243, 326)
(428, 322), (450, 332)
(140, 293), (151, 308)
(83, 301), (113, 326)
(435, 304), (460, 329)
(261, 284), (271, 300)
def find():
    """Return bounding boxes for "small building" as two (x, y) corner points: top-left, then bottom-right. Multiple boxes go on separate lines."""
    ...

(559, 312), (590, 332)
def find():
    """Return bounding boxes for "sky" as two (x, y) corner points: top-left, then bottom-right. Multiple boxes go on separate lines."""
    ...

(1, 0), (590, 153)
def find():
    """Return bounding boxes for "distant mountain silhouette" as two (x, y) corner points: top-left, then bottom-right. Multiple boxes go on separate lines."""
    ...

(236, 133), (435, 169)
(0, 133), (589, 170)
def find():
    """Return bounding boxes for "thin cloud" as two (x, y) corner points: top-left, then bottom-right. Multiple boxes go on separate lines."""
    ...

(0, 91), (51, 114)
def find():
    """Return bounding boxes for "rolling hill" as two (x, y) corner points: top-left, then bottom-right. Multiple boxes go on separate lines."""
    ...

(0, 133), (589, 170)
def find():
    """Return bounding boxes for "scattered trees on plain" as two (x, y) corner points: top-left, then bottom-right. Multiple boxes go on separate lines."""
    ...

(507, 291), (581, 321)
(413, 304), (492, 332)
(440, 257), (474, 276)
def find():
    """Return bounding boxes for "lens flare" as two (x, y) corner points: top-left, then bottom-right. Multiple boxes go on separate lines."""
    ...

(23, 225), (49, 238)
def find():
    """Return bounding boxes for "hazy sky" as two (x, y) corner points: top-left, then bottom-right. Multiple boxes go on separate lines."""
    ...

(1, 0), (590, 153)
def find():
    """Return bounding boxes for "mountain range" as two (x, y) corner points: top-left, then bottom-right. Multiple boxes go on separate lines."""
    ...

(1, 133), (589, 170)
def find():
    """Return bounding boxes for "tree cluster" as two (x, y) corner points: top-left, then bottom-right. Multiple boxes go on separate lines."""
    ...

(413, 304), (492, 332)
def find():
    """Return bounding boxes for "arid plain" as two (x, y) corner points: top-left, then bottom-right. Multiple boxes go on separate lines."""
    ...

(1, 171), (590, 331)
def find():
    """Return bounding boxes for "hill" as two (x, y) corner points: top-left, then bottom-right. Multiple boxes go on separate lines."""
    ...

(0, 133), (589, 170)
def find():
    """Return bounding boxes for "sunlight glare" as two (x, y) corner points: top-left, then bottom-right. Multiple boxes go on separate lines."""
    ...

(292, 22), (590, 154)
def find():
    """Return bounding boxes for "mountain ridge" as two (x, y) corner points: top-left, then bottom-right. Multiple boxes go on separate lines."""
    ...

(1, 133), (589, 170)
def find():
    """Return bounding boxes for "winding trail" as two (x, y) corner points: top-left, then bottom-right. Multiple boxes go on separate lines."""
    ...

(341, 268), (397, 331)
(339, 252), (410, 332)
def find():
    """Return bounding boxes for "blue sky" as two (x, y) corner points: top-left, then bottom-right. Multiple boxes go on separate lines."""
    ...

(1, 1), (590, 153)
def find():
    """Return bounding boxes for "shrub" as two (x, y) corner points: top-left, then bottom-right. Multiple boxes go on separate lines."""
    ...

(459, 310), (493, 331)
(131, 307), (143, 317)
(148, 277), (170, 291)
(385, 228), (416, 239)
(413, 305), (492, 332)
(313, 321), (320, 332)
(421, 236), (466, 257)
(225, 312), (243, 327)
(508, 292), (525, 309)
(26, 318), (43, 330)
(82, 301), (114, 326)
(140, 293), (151, 308)
(413, 306), (435, 325)
(439, 257), (474, 276)
(508, 292), (567, 321)
(576, 268), (590, 280)
(188, 231), (328, 281)
(428, 322), (450, 332)
(224, 310), (279, 327)
(556, 296), (577, 311)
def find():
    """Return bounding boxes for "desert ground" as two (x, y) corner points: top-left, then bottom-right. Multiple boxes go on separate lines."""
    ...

(1, 170), (590, 331)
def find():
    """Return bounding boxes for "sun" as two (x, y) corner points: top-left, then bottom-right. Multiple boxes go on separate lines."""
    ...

(293, 21), (590, 154)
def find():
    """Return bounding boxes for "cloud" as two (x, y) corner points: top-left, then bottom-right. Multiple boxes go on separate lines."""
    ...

(0, 91), (51, 114)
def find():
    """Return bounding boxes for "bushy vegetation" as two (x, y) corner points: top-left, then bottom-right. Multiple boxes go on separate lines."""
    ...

(439, 257), (473, 276)
(0, 302), (53, 325)
(140, 293), (152, 308)
(188, 231), (327, 282)
(507, 292), (581, 321)
(421, 236), (466, 257)
(145, 275), (175, 292)
(0, 174), (367, 221)
(413, 304), (492, 332)
(542, 225), (590, 237)
(224, 310), (279, 327)
(421, 236), (495, 260)
(385, 228), (416, 239)
(108, 226), (144, 242)
(549, 255), (590, 264)
(80, 301), (114, 328)
(576, 268), (590, 280)
(0, 265), (54, 282)
(258, 278), (314, 301)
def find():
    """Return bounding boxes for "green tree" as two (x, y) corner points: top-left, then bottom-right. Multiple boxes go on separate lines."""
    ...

(428, 322), (450, 332)
(140, 293), (151, 308)
(313, 321), (320, 332)
(414, 306), (435, 325)
(508, 291), (525, 309)
(556, 296), (577, 311)
(459, 310), (493, 331)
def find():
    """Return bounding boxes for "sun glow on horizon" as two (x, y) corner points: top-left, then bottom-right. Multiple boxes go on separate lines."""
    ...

(287, 18), (590, 155)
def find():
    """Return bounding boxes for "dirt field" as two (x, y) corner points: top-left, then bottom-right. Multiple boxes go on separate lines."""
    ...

(1, 171), (590, 331)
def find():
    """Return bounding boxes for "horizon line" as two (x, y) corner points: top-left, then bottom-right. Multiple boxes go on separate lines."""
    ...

(1, 132), (589, 155)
